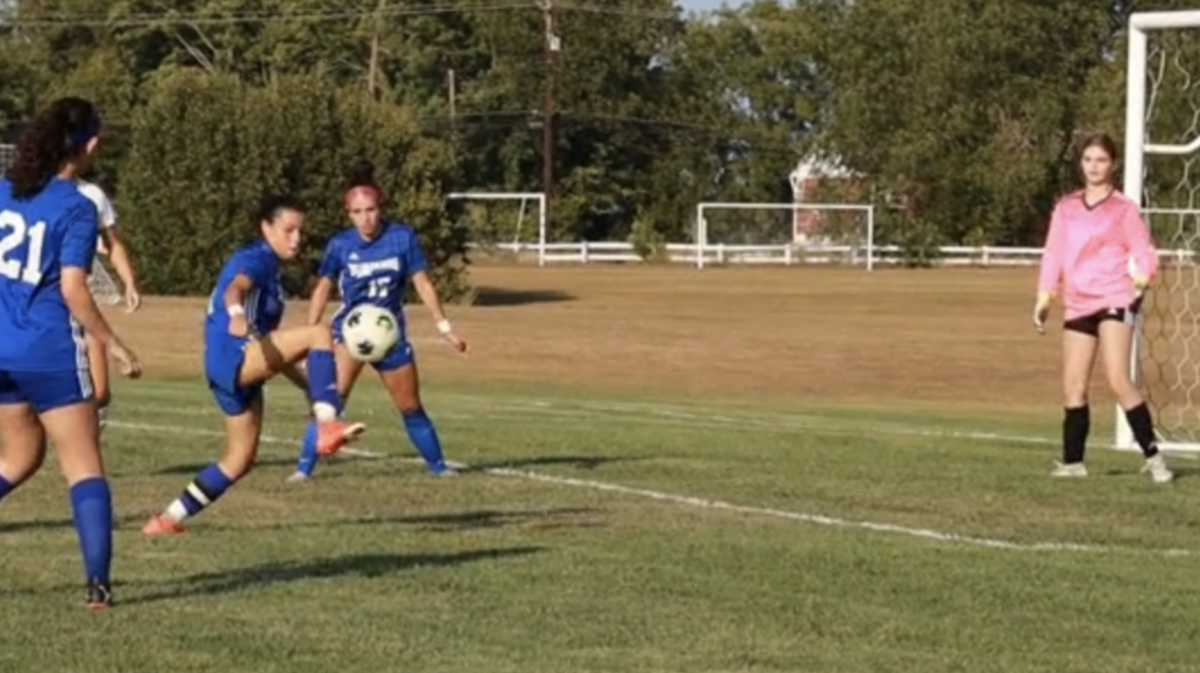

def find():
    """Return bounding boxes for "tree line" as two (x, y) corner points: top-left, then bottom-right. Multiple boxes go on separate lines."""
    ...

(1, 0), (1199, 295)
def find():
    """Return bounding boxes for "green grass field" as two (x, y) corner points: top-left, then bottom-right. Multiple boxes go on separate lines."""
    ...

(3, 377), (1200, 673)
(4, 265), (1200, 672)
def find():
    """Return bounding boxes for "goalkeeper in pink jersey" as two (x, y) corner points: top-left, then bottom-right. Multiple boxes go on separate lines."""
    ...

(1033, 132), (1173, 483)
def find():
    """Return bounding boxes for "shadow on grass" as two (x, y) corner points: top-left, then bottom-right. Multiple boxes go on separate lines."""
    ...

(471, 286), (575, 307)
(348, 507), (602, 532)
(206, 507), (603, 534)
(149, 457), (299, 476)
(123, 546), (545, 605)
(468, 454), (640, 472)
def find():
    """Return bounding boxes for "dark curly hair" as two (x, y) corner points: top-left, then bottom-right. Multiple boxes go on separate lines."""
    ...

(4, 96), (100, 199)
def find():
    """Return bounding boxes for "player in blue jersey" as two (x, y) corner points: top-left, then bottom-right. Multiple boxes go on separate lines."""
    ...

(0, 96), (142, 609)
(141, 194), (368, 535)
(288, 160), (466, 481)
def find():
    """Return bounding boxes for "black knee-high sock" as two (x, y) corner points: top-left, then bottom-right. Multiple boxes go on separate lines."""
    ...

(1063, 405), (1090, 464)
(1124, 402), (1159, 458)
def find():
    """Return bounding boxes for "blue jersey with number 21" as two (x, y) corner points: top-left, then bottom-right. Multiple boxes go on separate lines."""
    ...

(0, 176), (99, 371)
(321, 221), (428, 333)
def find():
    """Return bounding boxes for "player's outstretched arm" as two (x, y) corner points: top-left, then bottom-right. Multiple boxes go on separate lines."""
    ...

(411, 270), (467, 353)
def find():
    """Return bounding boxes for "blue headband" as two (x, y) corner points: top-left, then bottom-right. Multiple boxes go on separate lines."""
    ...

(69, 113), (101, 149)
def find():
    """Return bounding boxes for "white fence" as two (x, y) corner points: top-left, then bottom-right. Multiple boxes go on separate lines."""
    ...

(470, 241), (1200, 268)
(470, 241), (1045, 267)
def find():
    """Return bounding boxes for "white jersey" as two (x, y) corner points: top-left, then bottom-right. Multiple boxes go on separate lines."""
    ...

(75, 179), (116, 254)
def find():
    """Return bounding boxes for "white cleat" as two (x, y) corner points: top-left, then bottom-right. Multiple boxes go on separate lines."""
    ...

(1143, 454), (1174, 484)
(1051, 462), (1088, 478)
(285, 471), (311, 484)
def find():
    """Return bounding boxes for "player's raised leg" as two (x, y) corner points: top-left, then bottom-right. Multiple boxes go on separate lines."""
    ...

(239, 324), (366, 454)
(1099, 318), (1173, 483)
(291, 345), (364, 481)
(144, 324), (365, 534)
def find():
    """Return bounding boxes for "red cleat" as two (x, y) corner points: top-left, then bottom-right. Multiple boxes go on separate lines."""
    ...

(317, 420), (367, 456)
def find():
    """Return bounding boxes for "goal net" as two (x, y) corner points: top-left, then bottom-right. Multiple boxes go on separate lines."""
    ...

(693, 202), (875, 269)
(1122, 11), (1200, 451)
(0, 144), (14, 171)
(448, 191), (547, 265)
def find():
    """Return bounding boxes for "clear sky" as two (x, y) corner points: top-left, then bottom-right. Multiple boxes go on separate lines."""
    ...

(678, 0), (744, 11)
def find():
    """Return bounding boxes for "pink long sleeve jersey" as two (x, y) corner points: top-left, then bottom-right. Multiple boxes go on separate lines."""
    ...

(1036, 190), (1158, 321)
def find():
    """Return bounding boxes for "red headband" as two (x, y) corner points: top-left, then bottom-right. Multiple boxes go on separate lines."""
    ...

(344, 184), (380, 207)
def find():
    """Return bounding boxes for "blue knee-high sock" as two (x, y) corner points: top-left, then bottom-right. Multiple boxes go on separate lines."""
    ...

(69, 477), (112, 583)
(306, 350), (342, 414)
(403, 408), (447, 472)
(172, 463), (236, 519)
(0, 474), (15, 503)
(296, 420), (319, 476)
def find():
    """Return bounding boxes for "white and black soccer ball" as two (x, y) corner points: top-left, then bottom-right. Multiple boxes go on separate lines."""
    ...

(343, 304), (400, 363)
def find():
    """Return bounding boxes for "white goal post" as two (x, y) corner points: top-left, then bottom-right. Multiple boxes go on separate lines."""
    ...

(448, 191), (547, 266)
(1119, 10), (1200, 452)
(694, 202), (875, 270)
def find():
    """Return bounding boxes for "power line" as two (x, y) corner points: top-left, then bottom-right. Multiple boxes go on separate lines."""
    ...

(1, 2), (687, 27)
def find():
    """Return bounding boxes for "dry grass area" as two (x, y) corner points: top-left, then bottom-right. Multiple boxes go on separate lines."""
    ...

(105, 264), (1081, 415)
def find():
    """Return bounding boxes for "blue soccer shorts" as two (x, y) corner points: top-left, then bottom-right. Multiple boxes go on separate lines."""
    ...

(0, 368), (94, 413)
(204, 335), (262, 416)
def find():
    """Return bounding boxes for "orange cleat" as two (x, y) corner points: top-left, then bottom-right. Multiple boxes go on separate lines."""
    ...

(142, 514), (187, 536)
(317, 420), (366, 456)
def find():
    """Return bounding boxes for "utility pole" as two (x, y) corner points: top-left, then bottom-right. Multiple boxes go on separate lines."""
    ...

(539, 0), (560, 228)
(367, 0), (387, 99)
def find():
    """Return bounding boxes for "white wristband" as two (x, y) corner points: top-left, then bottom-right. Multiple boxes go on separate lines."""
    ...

(436, 319), (452, 335)
(227, 305), (245, 317)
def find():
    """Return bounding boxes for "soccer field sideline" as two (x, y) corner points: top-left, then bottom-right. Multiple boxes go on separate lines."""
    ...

(104, 398), (1200, 558)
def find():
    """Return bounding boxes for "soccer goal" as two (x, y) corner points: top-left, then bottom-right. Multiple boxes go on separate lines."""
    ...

(693, 202), (875, 269)
(1120, 10), (1200, 452)
(448, 191), (547, 266)
(0, 144), (14, 170)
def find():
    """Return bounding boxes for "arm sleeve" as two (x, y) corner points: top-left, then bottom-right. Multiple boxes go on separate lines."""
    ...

(232, 249), (270, 289)
(1036, 205), (1065, 295)
(403, 230), (429, 276)
(59, 202), (99, 271)
(1121, 204), (1159, 281)
(317, 238), (343, 279)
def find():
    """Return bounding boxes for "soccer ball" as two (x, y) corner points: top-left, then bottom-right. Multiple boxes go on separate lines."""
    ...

(343, 304), (400, 363)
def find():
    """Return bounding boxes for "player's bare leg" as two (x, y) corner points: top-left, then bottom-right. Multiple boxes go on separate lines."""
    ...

(1054, 329), (1098, 477)
(239, 325), (365, 455)
(1099, 320), (1173, 483)
(0, 402), (47, 501)
(144, 395), (264, 535)
(38, 399), (114, 609)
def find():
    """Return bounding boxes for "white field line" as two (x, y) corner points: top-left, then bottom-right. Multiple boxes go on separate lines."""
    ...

(106, 419), (1197, 557)
(116, 399), (1064, 449)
